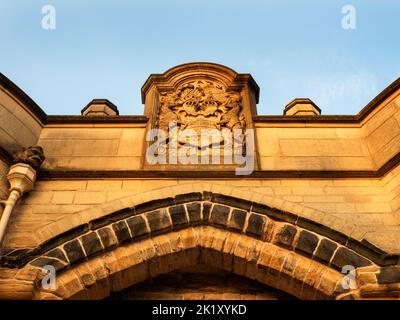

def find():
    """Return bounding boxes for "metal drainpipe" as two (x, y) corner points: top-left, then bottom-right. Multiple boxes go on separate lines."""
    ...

(0, 162), (38, 248)
(0, 189), (23, 246)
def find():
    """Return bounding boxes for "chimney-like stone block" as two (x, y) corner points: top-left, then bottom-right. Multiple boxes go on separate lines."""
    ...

(284, 98), (321, 116)
(81, 99), (119, 116)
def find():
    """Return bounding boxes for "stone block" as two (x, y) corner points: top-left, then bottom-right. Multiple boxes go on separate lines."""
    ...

(228, 209), (247, 231)
(111, 221), (131, 243)
(314, 239), (337, 264)
(273, 224), (297, 248)
(30, 257), (66, 271)
(96, 227), (118, 249)
(80, 232), (103, 256)
(126, 215), (150, 239)
(295, 230), (319, 257)
(186, 202), (201, 224)
(211, 193), (252, 210)
(51, 191), (75, 204)
(245, 213), (268, 238)
(145, 209), (172, 233)
(174, 192), (202, 204)
(209, 205), (230, 227)
(331, 247), (372, 271)
(63, 240), (86, 264)
(135, 198), (175, 214)
(376, 266), (400, 284)
(169, 205), (188, 228)
(202, 202), (212, 221)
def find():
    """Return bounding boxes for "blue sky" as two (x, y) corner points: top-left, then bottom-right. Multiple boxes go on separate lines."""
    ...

(0, 0), (399, 115)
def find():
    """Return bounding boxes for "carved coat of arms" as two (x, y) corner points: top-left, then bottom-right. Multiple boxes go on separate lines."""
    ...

(157, 80), (246, 150)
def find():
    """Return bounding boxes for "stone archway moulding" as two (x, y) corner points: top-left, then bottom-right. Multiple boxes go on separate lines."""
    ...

(0, 184), (399, 300)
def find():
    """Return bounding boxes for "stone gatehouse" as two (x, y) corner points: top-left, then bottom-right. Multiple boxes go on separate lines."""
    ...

(0, 63), (399, 300)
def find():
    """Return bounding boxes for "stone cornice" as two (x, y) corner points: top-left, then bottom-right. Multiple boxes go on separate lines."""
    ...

(0, 73), (47, 124)
(37, 151), (400, 179)
(45, 115), (148, 124)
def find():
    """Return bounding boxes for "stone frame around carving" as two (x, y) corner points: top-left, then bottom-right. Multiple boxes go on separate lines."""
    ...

(139, 62), (260, 172)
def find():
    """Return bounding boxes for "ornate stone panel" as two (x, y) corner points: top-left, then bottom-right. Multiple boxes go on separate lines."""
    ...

(141, 63), (260, 171)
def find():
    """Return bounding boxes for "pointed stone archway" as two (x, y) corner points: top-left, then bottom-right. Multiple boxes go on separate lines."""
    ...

(1, 185), (399, 300)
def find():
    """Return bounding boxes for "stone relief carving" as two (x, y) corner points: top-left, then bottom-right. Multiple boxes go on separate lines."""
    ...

(156, 80), (246, 151)
(14, 146), (45, 170)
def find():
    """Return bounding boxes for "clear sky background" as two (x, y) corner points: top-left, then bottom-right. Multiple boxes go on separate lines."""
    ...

(0, 0), (399, 115)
